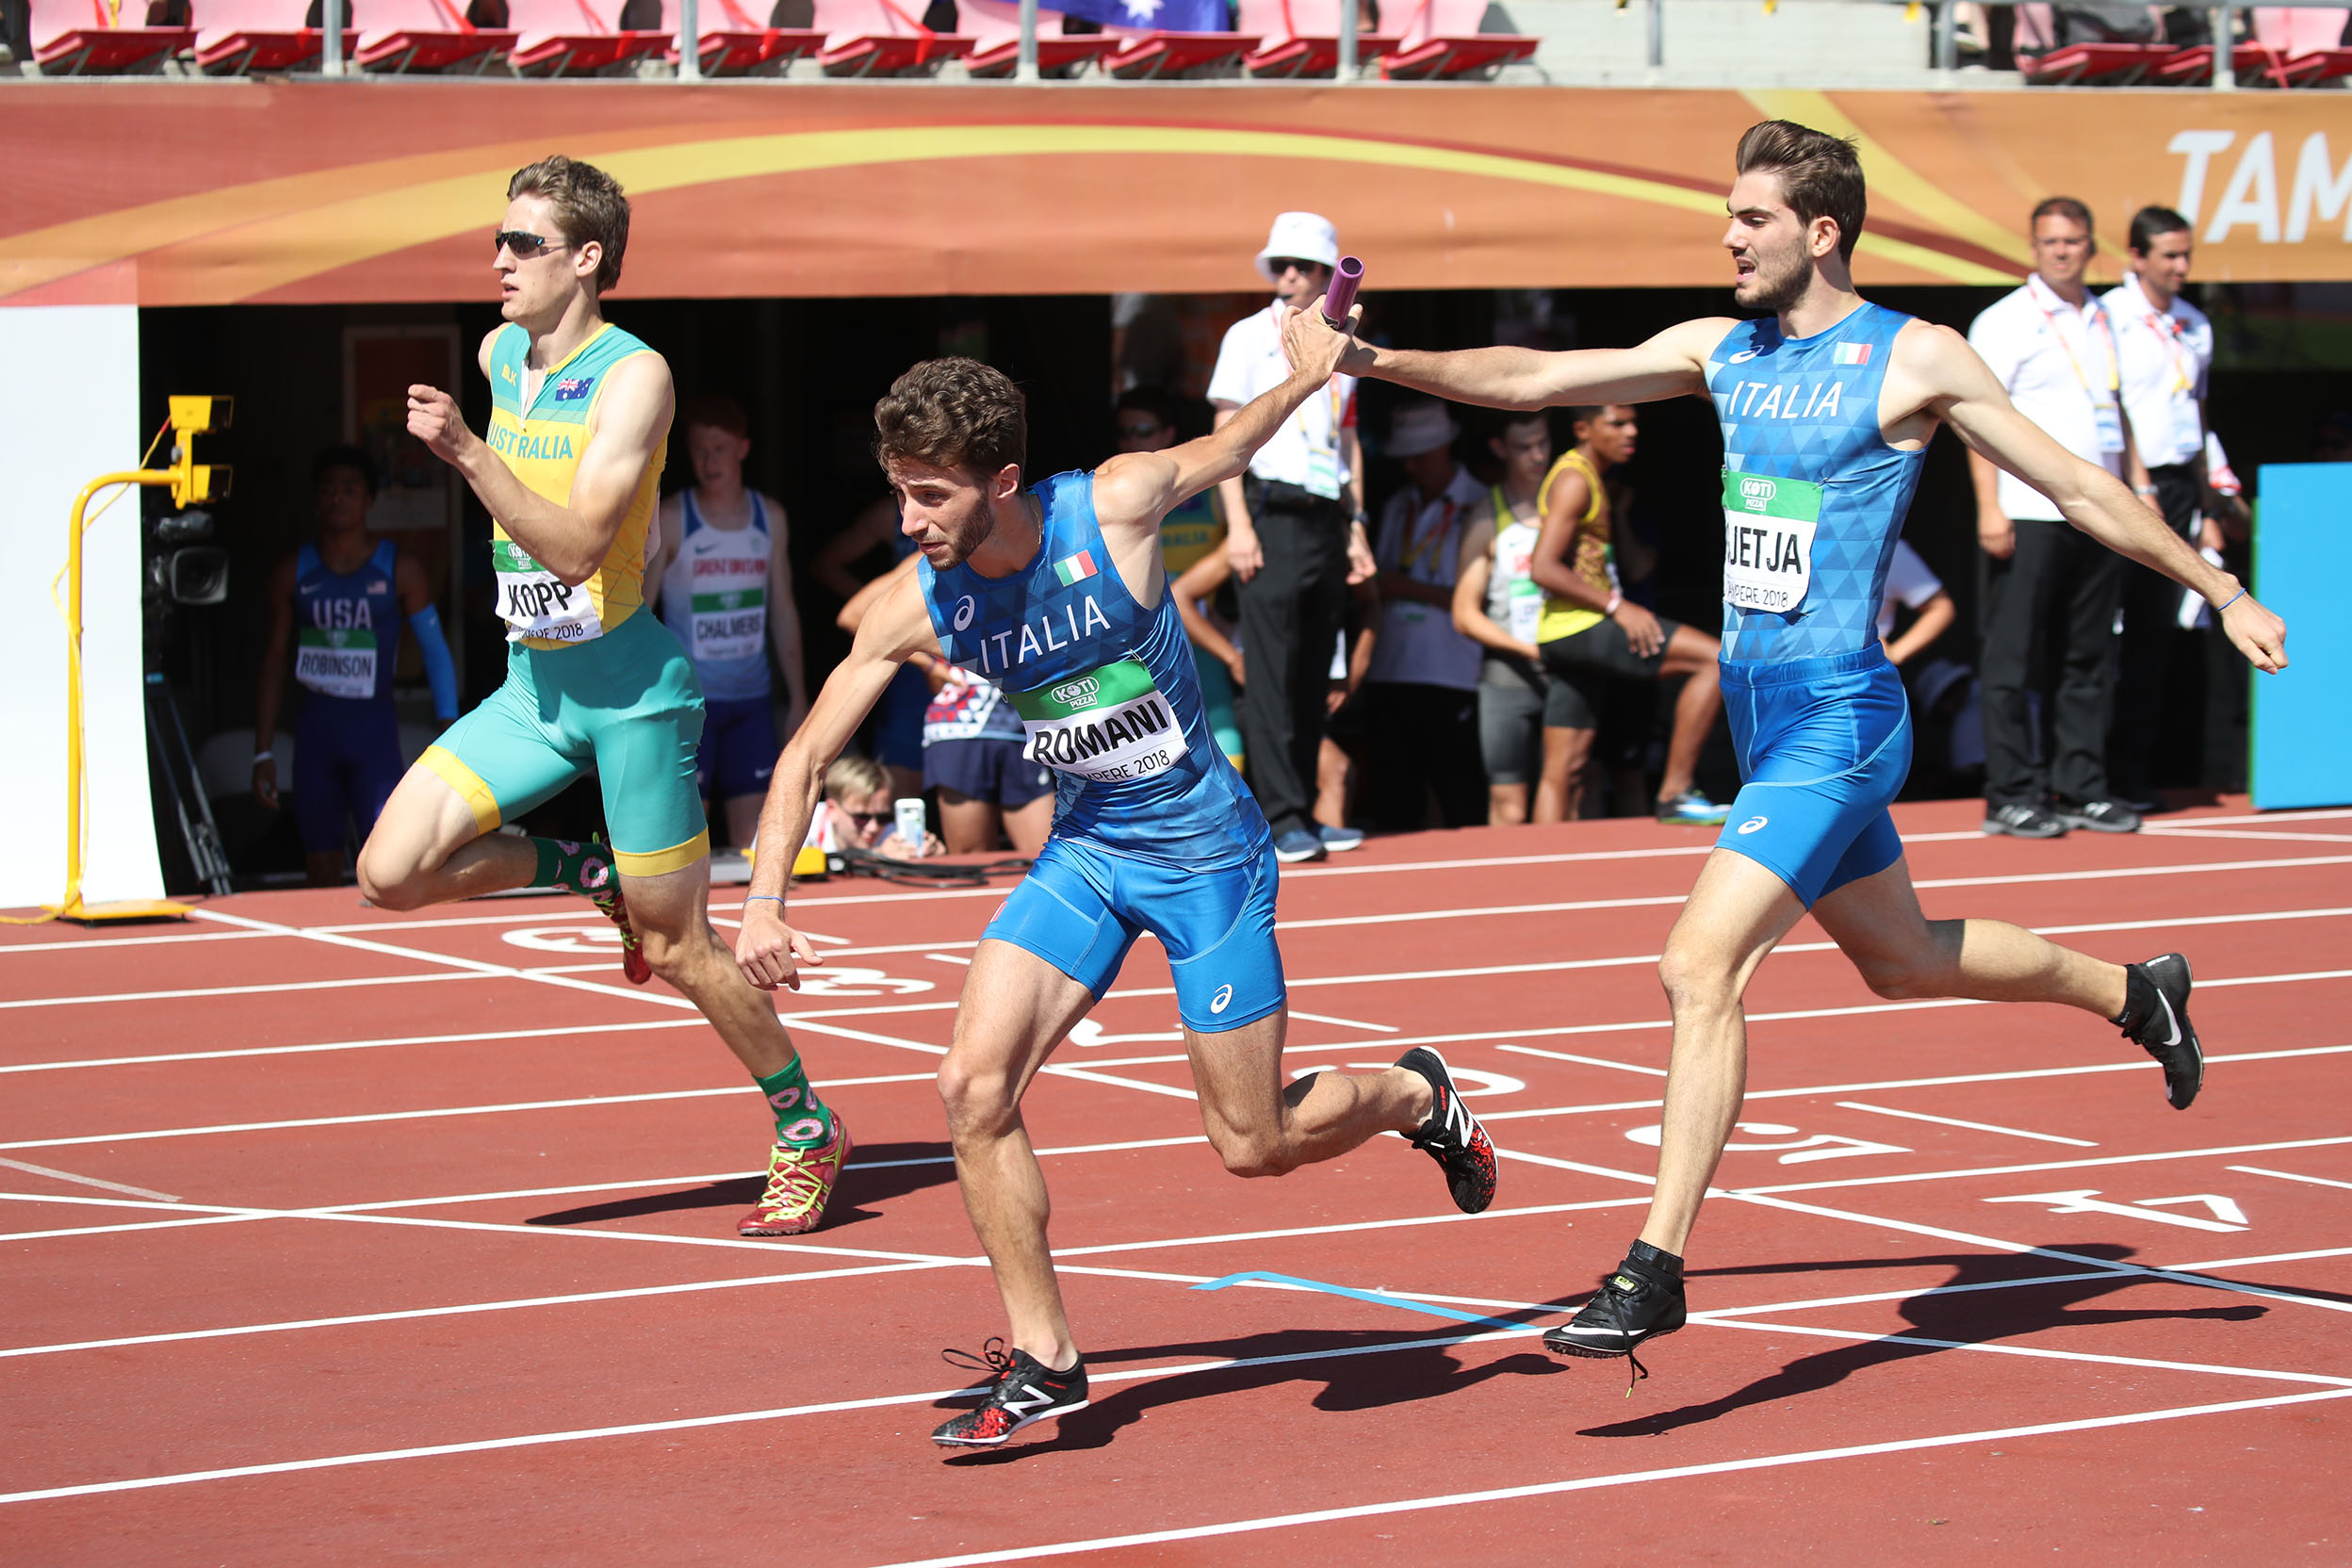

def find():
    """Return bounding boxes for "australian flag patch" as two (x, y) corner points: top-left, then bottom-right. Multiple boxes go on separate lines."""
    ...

(552, 377), (595, 401)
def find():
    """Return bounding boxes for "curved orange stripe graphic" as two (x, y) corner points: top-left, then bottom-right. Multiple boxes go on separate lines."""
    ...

(3, 121), (2014, 305)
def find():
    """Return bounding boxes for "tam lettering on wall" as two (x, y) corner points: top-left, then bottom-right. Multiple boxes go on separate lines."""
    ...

(2169, 130), (2352, 245)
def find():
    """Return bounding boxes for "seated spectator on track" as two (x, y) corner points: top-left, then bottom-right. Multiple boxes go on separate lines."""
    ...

(1879, 537), (1956, 668)
(253, 447), (458, 887)
(1450, 409), (1566, 825)
(803, 753), (939, 859)
(1531, 405), (1728, 826)
(1358, 400), (1487, 832)
(645, 393), (808, 856)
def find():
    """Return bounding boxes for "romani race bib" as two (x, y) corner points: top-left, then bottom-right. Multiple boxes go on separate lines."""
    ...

(1721, 469), (1822, 614)
(494, 538), (605, 644)
(1010, 660), (1189, 784)
(294, 627), (377, 699)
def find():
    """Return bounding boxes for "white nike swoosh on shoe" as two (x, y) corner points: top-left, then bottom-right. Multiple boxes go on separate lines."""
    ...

(2155, 991), (2181, 1049)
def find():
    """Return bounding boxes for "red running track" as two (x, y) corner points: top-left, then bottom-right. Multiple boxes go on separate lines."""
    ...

(4, 797), (2350, 1564)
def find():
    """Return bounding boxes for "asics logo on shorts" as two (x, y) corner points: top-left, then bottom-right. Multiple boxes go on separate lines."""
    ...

(1738, 816), (1769, 834)
(1210, 984), (1234, 1015)
(953, 596), (976, 631)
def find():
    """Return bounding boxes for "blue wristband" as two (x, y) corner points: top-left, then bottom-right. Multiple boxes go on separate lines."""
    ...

(2214, 587), (2246, 612)
(744, 894), (785, 905)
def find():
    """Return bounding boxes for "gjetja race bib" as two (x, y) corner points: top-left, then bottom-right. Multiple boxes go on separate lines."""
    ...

(494, 538), (604, 644)
(1721, 469), (1823, 614)
(1011, 660), (1189, 784)
(294, 627), (377, 698)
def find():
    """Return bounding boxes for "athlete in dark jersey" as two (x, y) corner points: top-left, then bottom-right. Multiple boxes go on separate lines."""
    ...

(736, 352), (1497, 1450)
(1300, 120), (2287, 1385)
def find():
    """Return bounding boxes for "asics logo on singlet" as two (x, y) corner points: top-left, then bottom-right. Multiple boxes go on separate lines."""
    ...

(1727, 349), (1763, 364)
(953, 596), (976, 631)
(1051, 676), (1100, 708)
(1738, 816), (1769, 834)
(1210, 984), (1234, 1016)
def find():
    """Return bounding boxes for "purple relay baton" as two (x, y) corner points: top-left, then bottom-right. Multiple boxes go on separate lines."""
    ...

(1320, 256), (1364, 331)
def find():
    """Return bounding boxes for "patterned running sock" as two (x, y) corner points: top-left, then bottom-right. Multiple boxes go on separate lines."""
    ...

(757, 1058), (836, 1150)
(531, 837), (615, 896)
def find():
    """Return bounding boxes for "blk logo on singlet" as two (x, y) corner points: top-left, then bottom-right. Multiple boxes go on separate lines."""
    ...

(953, 596), (976, 631)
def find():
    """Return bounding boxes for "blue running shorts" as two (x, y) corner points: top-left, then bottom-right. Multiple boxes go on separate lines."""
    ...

(983, 834), (1285, 1034)
(697, 694), (780, 803)
(924, 735), (1054, 808)
(1715, 646), (1911, 907)
(292, 697), (403, 853)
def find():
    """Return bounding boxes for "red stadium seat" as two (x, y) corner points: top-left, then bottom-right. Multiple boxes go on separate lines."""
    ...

(812, 0), (971, 74)
(505, 0), (666, 74)
(1236, 0), (1390, 75)
(192, 0), (331, 72)
(2288, 46), (2352, 83)
(353, 0), (516, 71)
(29, 0), (194, 72)
(1373, 0), (1533, 78)
(2018, 41), (2178, 83)
(960, 0), (1112, 76)
(1100, 28), (1257, 76)
(2153, 41), (2329, 86)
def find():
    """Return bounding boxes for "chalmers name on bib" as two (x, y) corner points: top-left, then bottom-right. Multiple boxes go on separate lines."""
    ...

(1721, 469), (1822, 614)
(1011, 660), (1188, 783)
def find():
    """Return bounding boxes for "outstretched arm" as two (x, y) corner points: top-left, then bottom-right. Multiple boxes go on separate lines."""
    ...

(409, 347), (674, 587)
(1916, 324), (2286, 673)
(1290, 312), (1731, 412)
(736, 569), (942, 991)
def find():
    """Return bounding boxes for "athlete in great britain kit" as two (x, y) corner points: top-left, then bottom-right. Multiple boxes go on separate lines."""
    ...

(734, 347), (1497, 1449)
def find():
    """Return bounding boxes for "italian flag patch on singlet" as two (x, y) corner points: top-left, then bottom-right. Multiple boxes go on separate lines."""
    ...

(1010, 660), (1188, 784)
(1721, 469), (1823, 614)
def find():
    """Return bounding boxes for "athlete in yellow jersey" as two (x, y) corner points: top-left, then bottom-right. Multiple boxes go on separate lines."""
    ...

(355, 155), (849, 1239)
(1530, 404), (1728, 825)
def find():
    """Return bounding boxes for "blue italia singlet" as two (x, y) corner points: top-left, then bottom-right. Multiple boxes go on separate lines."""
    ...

(918, 470), (1267, 870)
(1707, 302), (1927, 664)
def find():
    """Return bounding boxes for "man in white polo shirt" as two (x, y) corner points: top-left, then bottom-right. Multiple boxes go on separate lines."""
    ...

(1209, 211), (1375, 863)
(2104, 204), (2217, 811)
(1967, 195), (2152, 841)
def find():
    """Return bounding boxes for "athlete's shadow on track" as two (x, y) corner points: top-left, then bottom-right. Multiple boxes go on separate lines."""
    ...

(940, 1322), (1566, 1464)
(1576, 1243), (2271, 1439)
(523, 1142), (956, 1230)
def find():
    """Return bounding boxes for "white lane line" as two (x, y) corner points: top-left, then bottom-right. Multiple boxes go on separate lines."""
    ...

(0, 930), (275, 956)
(0, 1018), (715, 1077)
(1740, 1134), (2352, 1198)
(0, 1156), (180, 1201)
(0, 971), (483, 1011)
(0, 1215), (265, 1243)
(2145, 826), (2352, 844)
(866, 1387), (2352, 1568)
(1496, 1043), (1671, 1077)
(1832, 1102), (2098, 1148)
(2167, 1245), (2352, 1270)
(1289, 1010), (1399, 1033)
(924, 952), (973, 966)
(2228, 1165), (2352, 1195)
(1696, 1315), (2352, 1387)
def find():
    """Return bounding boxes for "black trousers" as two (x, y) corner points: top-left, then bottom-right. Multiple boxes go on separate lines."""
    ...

(2110, 464), (2202, 797)
(1358, 681), (1487, 833)
(1982, 517), (2125, 808)
(1233, 483), (1352, 838)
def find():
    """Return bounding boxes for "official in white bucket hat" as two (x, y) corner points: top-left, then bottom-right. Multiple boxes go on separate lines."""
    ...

(1206, 209), (1370, 865)
(1255, 212), (1341, 285)
(1385, 400), (1460, 460)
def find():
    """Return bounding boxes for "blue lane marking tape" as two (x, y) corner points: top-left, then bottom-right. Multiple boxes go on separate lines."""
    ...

(1192, 1270), (1522, 1331)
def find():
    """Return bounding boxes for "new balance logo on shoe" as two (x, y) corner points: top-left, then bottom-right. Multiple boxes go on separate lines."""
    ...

(1000, 1385), (1055, 1417)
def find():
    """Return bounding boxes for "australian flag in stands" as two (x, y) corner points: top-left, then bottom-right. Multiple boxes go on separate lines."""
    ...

(1056, 0), (1228, 28)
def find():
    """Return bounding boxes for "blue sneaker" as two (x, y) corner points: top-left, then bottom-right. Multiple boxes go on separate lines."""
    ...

(1315, 823), (1365, 853)
(1656, 791), (1730, 827)
(1272, 827), (1328, 864)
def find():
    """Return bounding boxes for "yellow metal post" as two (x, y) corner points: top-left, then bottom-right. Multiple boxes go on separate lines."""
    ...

(47, 397), (232, 924)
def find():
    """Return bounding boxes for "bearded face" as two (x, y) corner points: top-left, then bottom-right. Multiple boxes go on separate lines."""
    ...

(888, 456), (1002, 570)
(1723, 169), (1828, 316)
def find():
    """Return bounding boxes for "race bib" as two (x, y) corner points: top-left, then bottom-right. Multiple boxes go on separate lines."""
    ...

(1722, 469), (1822, 614)
(1011, 660), (1189, 784)
(494, 538), (604, 644)
(690, 584), (765, 663)
(1507, 579), (1543, 644)
(294, 627), (377, 699)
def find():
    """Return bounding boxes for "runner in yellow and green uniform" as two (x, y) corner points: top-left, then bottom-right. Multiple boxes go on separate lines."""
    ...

(355, 155), (849, 1240)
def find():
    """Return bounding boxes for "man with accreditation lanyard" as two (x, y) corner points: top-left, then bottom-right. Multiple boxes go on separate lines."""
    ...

(1208, 211), (1376, 863)
(2103, 204), (2219, 811)
(1967, 196), (2149, 841)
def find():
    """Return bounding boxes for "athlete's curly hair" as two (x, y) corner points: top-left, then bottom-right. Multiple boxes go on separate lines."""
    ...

(873, 358), (1029, 482)
(1735, 121), (1867, 264)
(507, 155), (630, 295)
